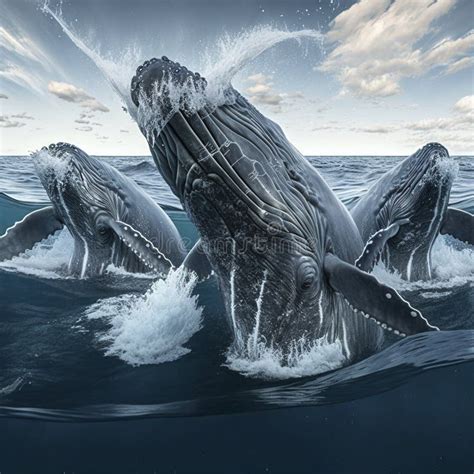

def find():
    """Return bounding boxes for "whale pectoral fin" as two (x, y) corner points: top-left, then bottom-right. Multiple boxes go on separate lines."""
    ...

(181, 239), (213, 281)
(105, 218), (174, 273)
(440, 208), (474, 246)
(0, 206), (63, 262)
(323, 253), (438, 336)
(355, 219), (409, 272)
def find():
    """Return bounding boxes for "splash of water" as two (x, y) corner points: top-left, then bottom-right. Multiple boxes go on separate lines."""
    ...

(41, 2), (141, 118)
(0, 228), (73, 279)
(203, 26), (324, 101)
(32, 148), (72, 187)
(226, 336), (345, 380)
(373, 234), (474, 295)
(84, 267), (203, 366)
(42, 3), (323, 127)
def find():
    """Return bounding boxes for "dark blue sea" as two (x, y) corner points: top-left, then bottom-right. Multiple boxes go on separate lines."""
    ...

(0, 155), (472, 473)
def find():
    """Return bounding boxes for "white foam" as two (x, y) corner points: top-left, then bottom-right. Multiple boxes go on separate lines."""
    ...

(203, 26), (324, 102)
(32, 148), (72, 187)
(0, 376), (25, 396)
(0, 229), (73, 279)
(226, 336), (346, 380)
(84, 268), (203, 366)
(372, 234), (474, 292)
(104, 263), (156, 279)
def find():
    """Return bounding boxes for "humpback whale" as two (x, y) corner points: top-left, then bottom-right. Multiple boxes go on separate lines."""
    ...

(351, 143), (474, 281)
(130, 57), (437, 363)
(0, 143), (186, 278)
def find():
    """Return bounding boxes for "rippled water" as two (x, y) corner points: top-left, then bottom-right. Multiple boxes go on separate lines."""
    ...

(0, 155), (472, 472)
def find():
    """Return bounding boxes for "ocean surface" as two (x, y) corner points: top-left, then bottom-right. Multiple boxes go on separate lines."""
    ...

(0, 154), (472, 473)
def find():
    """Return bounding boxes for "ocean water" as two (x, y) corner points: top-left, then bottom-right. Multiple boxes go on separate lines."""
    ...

(0, 155), (473, 473)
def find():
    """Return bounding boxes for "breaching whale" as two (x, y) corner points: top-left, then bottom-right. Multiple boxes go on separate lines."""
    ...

(351, 143), (474, 281)
(0, 143), (186, 278)
(130, 57), (438, 363)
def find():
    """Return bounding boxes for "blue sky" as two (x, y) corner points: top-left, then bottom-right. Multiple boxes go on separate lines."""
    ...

(1, 0), (473, 155)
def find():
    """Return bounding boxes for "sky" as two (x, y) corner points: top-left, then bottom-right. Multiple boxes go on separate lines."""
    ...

(0, 0), (473, 156)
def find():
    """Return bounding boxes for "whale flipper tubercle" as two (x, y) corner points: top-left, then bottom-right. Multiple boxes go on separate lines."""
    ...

(440, 208), (474, 246)
(181, 239), (213, 281)
(0, 206), (64, 262)
(355, 219), (409, 272)
(105, 218), (175, 274)
(323, 253), (439, 336)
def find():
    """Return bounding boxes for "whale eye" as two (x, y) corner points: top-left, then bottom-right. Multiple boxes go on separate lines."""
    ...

(301, 275), (314, 290)
(296, 258), (318, 292)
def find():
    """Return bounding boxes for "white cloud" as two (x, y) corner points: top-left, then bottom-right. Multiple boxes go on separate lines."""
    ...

(351, 125), (397, 134)
(453, 95), (474, 114)
(444, 56), (474, 75)
(0, 93), (8, 99)
(245, 74), (304, 111)
(48, 81), (110, 112)
(10, 112), (34, 120)
(0, 27), (51, 65)
(320, 0), (474, 97)
(75, 125), (93, 132)
(0, 115), (25, 128)
(0, 25), (63, 94)
(0, 63), (44, 93)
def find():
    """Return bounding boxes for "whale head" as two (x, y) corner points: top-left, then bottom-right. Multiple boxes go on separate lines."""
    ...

(32, 143), (126, 276)
(377, 143), (456, 281)
(130, 57), (365, 359)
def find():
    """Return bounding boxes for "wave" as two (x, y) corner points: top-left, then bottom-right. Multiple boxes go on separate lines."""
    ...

(118, 160), (156, 173)
(0, 329), (471, 421)
(0, 229), (73, 280)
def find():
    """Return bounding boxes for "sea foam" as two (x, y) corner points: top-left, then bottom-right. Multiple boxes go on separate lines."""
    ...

(226, 336), (345, 380)
(84, 268), (203, 366)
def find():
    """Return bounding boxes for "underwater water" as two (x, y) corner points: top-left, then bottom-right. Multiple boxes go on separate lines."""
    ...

(0, 155), (472, 473)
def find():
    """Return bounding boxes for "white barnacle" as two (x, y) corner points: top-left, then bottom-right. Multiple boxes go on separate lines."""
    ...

(394, 329), (400, 335)
(134, 233), (138, 237)
(400, 333), (406, 337)
(410, 311), (417, 317)
(146, 243), (150, 248)
(123, 226), (128, 231)
(381, 323), (387, 329)
(385, 293), (392, 299)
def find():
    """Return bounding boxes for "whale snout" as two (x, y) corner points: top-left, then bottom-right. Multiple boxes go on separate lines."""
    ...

(420, 142), (449, 160)
(38, 142), (78, 160)
(130, 56), (207, 108)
